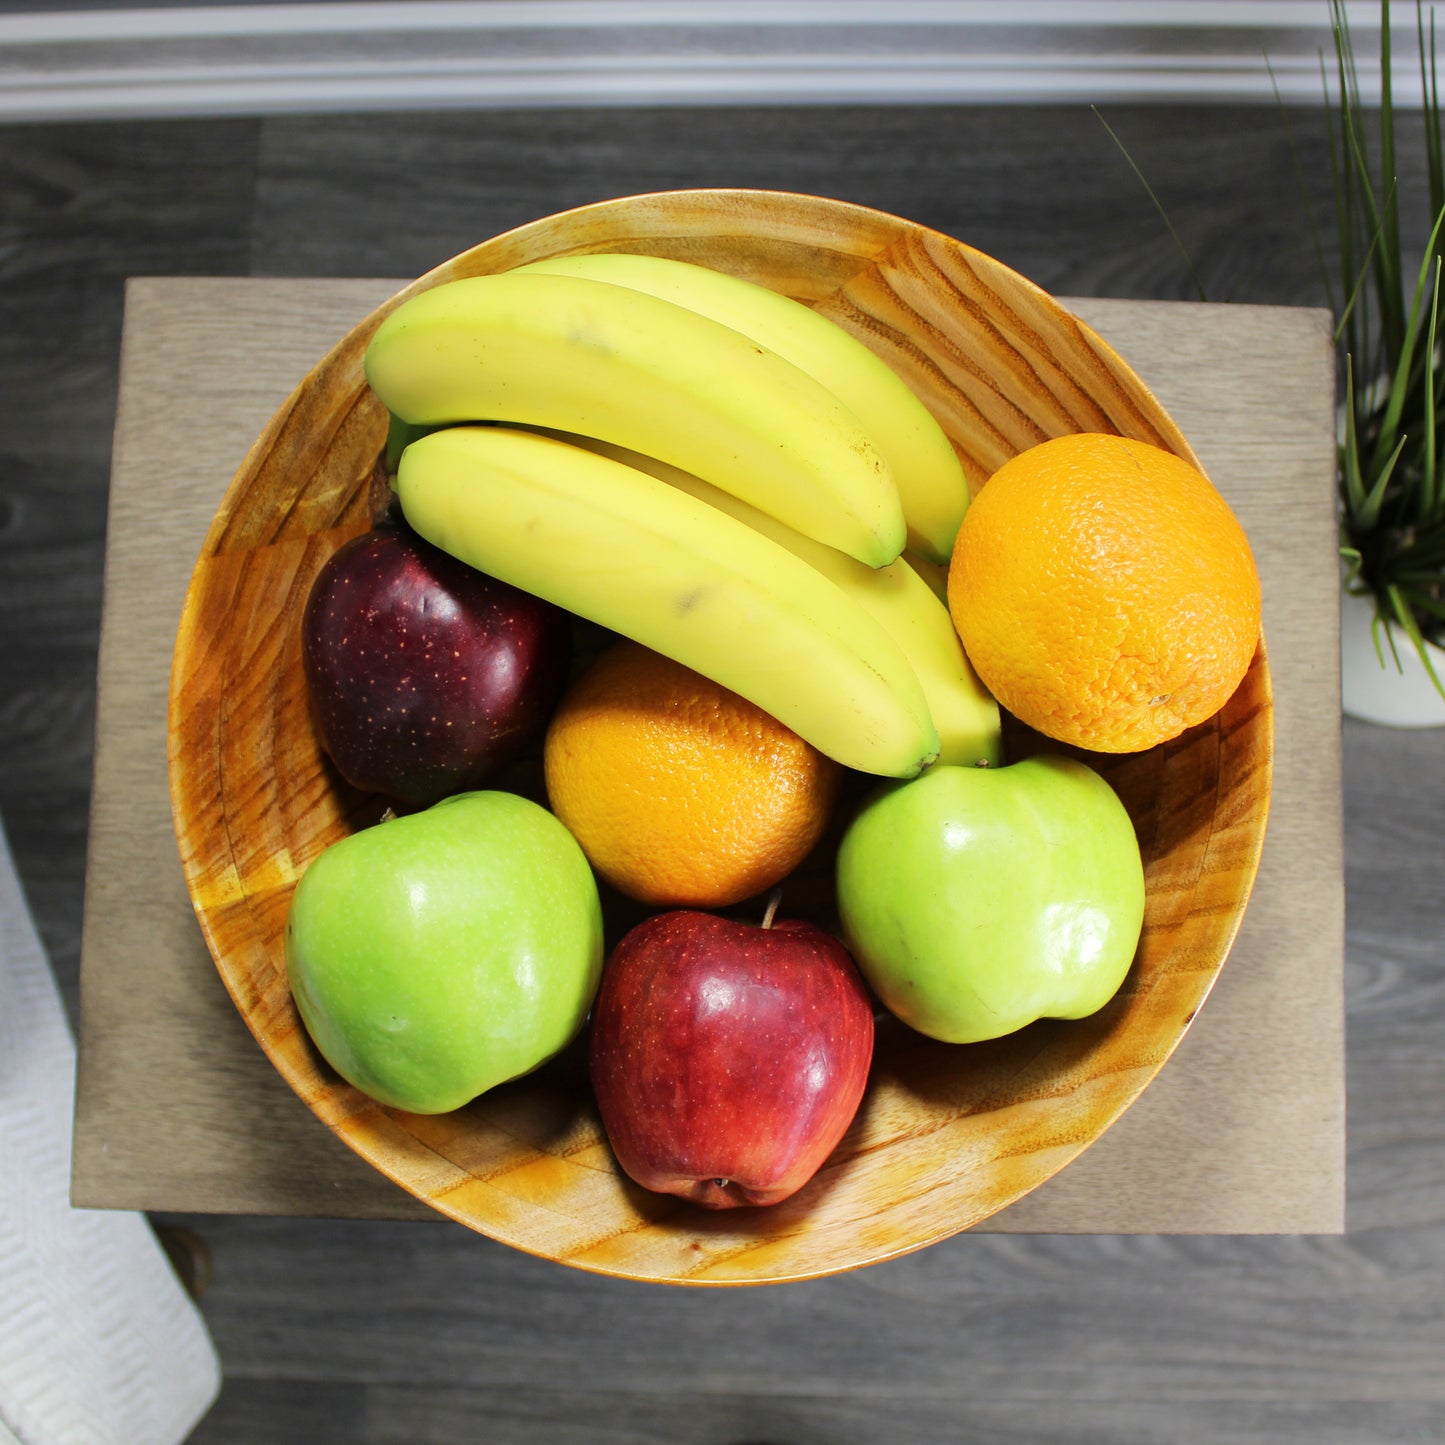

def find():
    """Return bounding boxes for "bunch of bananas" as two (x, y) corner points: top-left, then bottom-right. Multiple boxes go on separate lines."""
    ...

(364, 253), (1001, 778)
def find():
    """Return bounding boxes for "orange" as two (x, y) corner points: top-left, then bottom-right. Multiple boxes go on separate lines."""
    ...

(947, 432), (1261, 753)
(543, 640), (841, 907)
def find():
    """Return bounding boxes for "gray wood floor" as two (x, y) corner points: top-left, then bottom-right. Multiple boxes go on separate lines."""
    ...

(2, 104), (1441, 1443)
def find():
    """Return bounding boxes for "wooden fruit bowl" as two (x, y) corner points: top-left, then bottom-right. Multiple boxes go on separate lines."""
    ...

(168, 189), (1272, 1285)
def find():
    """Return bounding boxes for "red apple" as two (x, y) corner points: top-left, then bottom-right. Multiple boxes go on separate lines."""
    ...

(589, 907), (875, 1209)
(302, 509), (571, 808)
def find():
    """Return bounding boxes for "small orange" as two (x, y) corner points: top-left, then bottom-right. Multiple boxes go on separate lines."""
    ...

(947, 432), (1261, 753)
(543, 640), (841, 907)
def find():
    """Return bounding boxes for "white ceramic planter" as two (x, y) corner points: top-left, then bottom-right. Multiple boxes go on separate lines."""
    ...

(1340, 586), (1445, 727)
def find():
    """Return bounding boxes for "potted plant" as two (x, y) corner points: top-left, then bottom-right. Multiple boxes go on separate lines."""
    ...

(1328, 0), (1445, 722)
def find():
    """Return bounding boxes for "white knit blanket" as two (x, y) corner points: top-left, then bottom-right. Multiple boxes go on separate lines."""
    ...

(0, 814), (219, 1443)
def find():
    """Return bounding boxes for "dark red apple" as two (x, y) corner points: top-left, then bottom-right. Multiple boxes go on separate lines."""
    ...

(302, 511), (571, 808)
(589, 907), (875, 1209)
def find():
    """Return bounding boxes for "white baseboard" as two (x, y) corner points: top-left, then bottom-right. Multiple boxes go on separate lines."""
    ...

(0, 2), (1412, 124)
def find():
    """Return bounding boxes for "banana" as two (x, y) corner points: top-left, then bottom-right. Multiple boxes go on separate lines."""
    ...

(890, 555), (1002, 767)
(512, 251), (970, 564)
(394, 425), (940, 778)
(903, 550), (951, 606)
(365, 271), (906, 568)
(547, 431), (1001, 768)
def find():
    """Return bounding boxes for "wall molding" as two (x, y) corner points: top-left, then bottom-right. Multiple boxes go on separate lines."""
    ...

(0, 2), (1416, 123)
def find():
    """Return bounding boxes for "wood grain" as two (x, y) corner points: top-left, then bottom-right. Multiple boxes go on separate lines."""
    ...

(246, 105), (1350, 307)
(190, 1377), (1445, 1445)
(0, 118), (260, 1027)
(163, 190), (1275, 1284)
(164, 1207), (1442, 1401)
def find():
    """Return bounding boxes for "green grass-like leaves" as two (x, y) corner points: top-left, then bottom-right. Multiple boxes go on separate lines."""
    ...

(1335, 0), (1445, 687)
(1103, 2), (1445, 693)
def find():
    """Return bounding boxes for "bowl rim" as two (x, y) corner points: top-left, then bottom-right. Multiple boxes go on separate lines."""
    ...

(166, 186), (1274, 1285)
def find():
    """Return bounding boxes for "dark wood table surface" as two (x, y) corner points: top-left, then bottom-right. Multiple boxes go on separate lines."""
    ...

(3, 103), (1443, 1444)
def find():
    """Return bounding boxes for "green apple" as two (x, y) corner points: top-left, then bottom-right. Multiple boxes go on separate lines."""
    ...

(285, 790), (603, 1113)
(835, 757), (1145, 1044)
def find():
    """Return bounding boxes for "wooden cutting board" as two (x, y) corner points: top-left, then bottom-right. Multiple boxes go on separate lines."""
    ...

(72, 277), (1345, 1234)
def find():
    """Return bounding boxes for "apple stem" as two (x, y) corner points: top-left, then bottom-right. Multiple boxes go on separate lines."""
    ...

(761, 888), (783, 930)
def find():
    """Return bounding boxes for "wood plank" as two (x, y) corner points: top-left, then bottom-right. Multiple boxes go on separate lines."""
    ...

(1002, 298), (1345, 1233)
(75, 277), (435, 1218)
(163, 1211), (1445, 1404)
(189, 1377), (1445, 1445)
(0, 118), (260, 1027)
(247, 105), (1355, 308)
